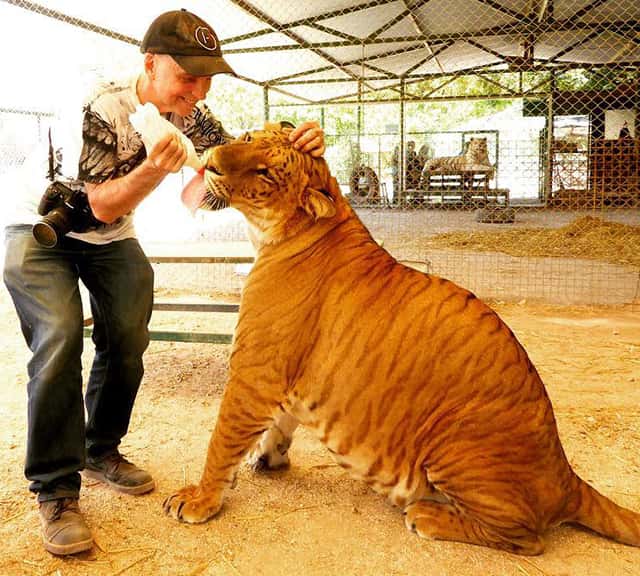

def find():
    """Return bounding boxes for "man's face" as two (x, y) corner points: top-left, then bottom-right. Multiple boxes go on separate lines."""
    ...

(149, 54), (212, 116)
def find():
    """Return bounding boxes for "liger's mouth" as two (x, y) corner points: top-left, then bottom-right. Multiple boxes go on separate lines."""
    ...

(206, 164), (223, 177)
(201, 170), (230, 212)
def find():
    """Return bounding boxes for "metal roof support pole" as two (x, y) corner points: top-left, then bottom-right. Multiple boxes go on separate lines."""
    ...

(263, 84), (270, 123)
(357, 77), (363, 163)
(544, 72), (556, 204)
(399, 78), (406, 203)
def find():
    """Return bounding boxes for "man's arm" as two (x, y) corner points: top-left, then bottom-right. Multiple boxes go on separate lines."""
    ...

(85, 133), (187, 224)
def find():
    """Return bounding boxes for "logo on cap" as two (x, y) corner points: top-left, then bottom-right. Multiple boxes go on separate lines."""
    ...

(195, 26), (217, 51)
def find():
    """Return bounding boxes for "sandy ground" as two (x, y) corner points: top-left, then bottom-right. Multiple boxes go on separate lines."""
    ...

(1, 273), (639, 576)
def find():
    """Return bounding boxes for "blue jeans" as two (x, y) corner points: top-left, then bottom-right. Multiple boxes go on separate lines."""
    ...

(3, 225), (154, 501)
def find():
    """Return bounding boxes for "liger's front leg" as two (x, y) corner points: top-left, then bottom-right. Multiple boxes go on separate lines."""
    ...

(164, 377), (280, 523)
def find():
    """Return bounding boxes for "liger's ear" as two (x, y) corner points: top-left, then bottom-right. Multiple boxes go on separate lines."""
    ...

(264, 121), (295, 132)
(302, 187), (336, 220)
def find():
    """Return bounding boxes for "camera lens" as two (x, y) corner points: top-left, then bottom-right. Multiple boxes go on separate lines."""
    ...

(32, 220), (60, 247)
(32, 207), (74, 247)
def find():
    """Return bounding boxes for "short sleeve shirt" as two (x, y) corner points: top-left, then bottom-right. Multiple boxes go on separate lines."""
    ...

(5, 74), (233, 244)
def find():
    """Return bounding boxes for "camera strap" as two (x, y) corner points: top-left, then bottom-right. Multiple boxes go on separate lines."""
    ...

(47, 127), (55, 182)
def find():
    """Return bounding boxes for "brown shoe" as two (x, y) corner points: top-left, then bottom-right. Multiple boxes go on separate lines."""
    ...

(84, 451), (155, 495)
(39, 498), (93, 556)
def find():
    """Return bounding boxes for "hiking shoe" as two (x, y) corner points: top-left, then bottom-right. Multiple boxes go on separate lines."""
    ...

(84, 451), (155, 495)
(39, 498), (93, 556)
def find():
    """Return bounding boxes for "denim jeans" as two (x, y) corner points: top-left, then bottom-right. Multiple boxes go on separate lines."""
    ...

(3, 225), (154, 501)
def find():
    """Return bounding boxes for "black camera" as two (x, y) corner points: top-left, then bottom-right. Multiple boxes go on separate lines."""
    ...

(33, 182), (104, 247)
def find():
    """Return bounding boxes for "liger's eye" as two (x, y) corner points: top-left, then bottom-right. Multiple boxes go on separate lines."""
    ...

(241, 132), (252, 143)
(256, 167), (275, 183)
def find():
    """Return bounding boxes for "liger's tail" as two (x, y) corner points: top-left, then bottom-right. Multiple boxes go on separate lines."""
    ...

(568, 477), (640, 547)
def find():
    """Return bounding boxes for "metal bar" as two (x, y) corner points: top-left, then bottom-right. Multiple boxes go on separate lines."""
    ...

(407, 74), (459, 99)
(471, 71), (518, 95)
(366, 8), (411, 41)
(538, 0), (550, 23)
(544, 73), (555, 203)
(153, 303), (240, 313)
(223, 21), (640, 53)
(148, 255), (254, 264)
(465, 39), (509, 63)
(267, 42), (424, 84)
(399, 78), (405, 200)
(403, 41), (454, 76)
(145, 332), (233, 344)
(83, 327), (234, 344)
(0, 107), (54, 117)
(474, 0), (531, 21)
(226, 0), (376, 90)
(522, 74), (553, 95)
(311, 22), (362, 43)
(223, 0), (397, 45)
(279, 91), (547, 107)
(547, 29), (603, 63)
(402, 0), (445, 74)
(569, 0), (610, 23)
(1, 0), (139, 45)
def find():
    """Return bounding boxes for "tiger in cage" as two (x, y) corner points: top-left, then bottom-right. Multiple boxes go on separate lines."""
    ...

(421, 137), (495, 181)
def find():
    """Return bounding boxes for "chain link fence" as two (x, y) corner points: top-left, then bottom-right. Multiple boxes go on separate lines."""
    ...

(1, 0), (638, 305)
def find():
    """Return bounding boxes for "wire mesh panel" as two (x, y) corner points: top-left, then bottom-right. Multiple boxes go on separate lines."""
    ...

(0, 0), (638, 305)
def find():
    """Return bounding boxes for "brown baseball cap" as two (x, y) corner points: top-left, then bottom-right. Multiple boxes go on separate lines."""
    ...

(140, 9), (235, 77)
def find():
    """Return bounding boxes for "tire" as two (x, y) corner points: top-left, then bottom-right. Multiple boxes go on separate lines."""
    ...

(349, 166), (380, 202)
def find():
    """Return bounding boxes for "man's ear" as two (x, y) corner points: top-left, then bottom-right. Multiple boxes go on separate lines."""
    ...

(302, 187), (336, 220)
(143, 53), (156, 79)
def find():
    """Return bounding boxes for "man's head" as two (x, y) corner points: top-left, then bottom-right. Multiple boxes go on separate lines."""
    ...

(141, 9), (234, 76)
(139, 9), (234, 116)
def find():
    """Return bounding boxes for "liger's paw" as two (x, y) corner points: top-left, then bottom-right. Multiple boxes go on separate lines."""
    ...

(248, 449), (291, 472)
(163, 484), (222, 524)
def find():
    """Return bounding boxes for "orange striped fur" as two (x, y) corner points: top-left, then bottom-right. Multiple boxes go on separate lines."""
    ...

(164, 129), (640, 555)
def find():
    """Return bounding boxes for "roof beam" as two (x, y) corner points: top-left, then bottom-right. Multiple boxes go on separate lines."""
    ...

(309, 22), (363, 43)
(226, 0), (377, 91)
(402, 0), (445, 73)
(470, 71), (518, 94)
(224, 21), (640, 52)
(569, 0), (610, 23)
(224, 0), (398, 45)
(465, 38), (510, 62)
(547, 29), (603, 62)
(474, 0), (531, 22)
(1, 0), (139, 45)
(366, 8), (412, 41)
(269, 42), (425, 84)
(404, 41), (455, 75)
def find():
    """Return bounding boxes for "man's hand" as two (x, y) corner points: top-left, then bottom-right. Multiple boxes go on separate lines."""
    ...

(147, 133), (188, 173)
(85, 132), (187, 223)
(289, 121), (325, 157)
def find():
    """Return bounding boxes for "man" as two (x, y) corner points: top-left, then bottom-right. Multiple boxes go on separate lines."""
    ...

(405, 140), (421, 190)
(2, 9), (325, 556)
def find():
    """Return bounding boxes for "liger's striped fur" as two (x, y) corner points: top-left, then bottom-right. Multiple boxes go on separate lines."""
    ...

(164, 128), (640, 555)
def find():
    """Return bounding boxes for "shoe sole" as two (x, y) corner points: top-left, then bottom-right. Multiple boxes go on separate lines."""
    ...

(83, 469), (155, 495)
(43, 536), (93, 556)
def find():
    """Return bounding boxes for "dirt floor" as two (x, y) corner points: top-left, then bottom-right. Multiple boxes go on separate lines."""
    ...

(1, 277), (639, 576)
